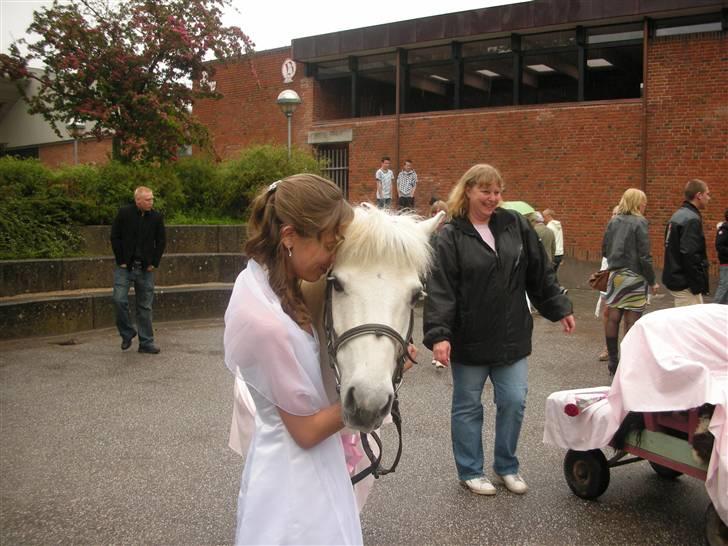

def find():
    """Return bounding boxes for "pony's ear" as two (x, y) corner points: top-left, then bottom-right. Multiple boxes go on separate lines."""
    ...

(418, 211), (445, 236)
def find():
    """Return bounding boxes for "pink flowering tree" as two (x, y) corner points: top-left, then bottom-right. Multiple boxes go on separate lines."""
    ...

(0, 0), (254, 163)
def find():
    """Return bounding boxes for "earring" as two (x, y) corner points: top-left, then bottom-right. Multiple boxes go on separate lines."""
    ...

(287, 247), (292, 257)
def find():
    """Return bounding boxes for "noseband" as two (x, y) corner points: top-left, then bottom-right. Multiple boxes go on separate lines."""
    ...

(323, 275), (414, 484)
(323, 276), (414, 394)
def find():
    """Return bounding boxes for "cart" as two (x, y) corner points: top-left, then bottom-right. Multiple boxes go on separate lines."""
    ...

(543, 304), (728, 545)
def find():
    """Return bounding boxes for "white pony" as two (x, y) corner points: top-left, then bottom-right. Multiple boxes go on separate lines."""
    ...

(323, 204), (443, 431)
(230, 204), (444, 454)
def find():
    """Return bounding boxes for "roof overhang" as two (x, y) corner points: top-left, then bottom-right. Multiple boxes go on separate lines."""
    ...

(292, 0), (725, 63)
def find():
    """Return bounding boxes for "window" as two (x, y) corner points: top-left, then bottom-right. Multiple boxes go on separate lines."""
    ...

(358, 53), (396, 117)
(655, 13), (722, 37)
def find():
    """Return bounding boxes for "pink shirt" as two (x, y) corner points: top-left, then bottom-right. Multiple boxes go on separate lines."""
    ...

(473, 222), (496, 253)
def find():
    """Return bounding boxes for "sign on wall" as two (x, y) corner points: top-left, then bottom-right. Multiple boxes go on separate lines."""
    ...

(282, 58), (297, 83)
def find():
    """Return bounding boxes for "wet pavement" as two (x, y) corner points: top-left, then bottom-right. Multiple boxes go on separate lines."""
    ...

(0, 289), (713, 545)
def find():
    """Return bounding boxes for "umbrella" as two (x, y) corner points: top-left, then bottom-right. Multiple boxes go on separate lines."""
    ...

(501, 201), (536, 215)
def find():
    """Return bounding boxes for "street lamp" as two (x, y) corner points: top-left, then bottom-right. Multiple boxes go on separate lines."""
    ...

(276, 89), (301, 160)
(65, 119), (86, 165)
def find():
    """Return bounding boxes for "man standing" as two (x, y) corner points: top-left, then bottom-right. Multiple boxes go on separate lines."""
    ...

(663, 179), (711, 306)
(375, 156), (393, 209)
(529, 212), (556, 263)
(396, 159), (417, 210)
(715, 209), (728, 304)
(542, 208), (564, 271)
(111, 186), (166, 353)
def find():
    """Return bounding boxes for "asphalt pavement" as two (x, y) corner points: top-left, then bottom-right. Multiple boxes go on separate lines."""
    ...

(0, 288), (712, 545)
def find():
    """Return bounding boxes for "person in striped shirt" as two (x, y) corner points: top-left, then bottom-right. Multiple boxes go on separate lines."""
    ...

(396, 159), (417, 211)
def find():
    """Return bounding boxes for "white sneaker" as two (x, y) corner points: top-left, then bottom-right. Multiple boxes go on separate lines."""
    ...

(431, 359), (446, 369)
(494, 473), (528, 494)
(460, 477), (496, 496)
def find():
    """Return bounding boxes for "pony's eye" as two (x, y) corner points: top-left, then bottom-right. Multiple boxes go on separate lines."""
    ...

(331, 277), (344, 293)
(410, 288), (422, 306)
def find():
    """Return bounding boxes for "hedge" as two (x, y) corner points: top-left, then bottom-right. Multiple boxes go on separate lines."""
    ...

(0, 145), (324, 259)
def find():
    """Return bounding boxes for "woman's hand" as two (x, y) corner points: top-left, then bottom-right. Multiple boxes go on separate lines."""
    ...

(432, 340), (451, 367)
(560, 314), (576, 334)
(404, 343), (418, 372)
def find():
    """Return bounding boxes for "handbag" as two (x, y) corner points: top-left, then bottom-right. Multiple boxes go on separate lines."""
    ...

(588, 269), (610, 292)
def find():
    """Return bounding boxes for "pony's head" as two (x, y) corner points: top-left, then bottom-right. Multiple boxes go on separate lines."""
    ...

(327, 204), (444, 431)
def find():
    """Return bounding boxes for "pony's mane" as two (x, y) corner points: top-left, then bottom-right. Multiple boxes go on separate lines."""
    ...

(336, 203), (433, 276)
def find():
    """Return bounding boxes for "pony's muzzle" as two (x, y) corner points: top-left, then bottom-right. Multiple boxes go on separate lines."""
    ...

(343, 386), (393, 431)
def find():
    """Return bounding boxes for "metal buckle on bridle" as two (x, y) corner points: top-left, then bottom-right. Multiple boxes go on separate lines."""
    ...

(323, 275), (414, 485)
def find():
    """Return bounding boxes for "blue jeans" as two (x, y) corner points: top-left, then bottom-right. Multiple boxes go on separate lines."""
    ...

(451, 358), (528, 480)
(714, 265), (728, 304)
(113, 265), (155, 347)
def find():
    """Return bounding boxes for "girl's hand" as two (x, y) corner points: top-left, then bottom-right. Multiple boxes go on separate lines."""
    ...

(404, 343), (417, 371)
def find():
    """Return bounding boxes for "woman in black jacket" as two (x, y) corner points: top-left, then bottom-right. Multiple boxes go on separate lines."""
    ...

(601, 188), (659, 375)
(423, 164), (574, 496)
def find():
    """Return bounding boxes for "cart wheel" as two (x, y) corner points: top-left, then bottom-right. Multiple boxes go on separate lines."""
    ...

(649, 461), (683, 479)
(705, 502), (728, 546)
(563, 449), (610, 500)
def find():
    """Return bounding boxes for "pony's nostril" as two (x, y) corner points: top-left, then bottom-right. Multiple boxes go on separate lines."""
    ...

(379, 394), (394, 417)
(344, 386), (356, 408)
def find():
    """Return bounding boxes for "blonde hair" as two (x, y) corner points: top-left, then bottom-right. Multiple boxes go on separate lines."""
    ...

(617, 188), (647, 216)
(134, 186), (153, 197)
(244, 174), (353, 327)
(430, 200), (447, 217)
(447, 164), (505, 219)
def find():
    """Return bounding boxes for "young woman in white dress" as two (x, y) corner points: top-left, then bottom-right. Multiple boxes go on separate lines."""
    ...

(223, 174), (361, 545)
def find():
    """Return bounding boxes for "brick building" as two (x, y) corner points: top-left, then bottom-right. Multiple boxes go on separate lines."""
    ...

(195, 0), (727, 273)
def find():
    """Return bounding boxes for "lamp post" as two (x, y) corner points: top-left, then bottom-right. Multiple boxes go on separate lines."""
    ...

(65, 119), (86, 165)
(276, 90), (301, 160)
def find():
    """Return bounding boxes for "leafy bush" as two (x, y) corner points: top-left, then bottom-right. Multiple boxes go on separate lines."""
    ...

(219, 145), (323, 217)
(0, 156), (54, 199)
(0, 145), (324, 257)
(172, 157), (222, 214)
(0, 199), (83, 259)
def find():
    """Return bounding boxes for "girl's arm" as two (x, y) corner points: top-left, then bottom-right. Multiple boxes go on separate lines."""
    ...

(278, 402), (345, 449)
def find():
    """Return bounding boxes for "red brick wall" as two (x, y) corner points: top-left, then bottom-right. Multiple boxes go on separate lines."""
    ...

(196, 33), (726, 275)
(194, 47), (313, 160)
(39, 138), (112, 167)
(314, 100), (643, 262)
(645, 32), (727, 275)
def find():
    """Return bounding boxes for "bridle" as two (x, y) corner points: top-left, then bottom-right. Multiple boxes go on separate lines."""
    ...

(323, 274), (416, 485)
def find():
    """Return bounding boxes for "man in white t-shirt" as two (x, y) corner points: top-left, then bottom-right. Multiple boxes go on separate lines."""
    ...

(375, 156), (393, 209)
(543, 208), (566, 293)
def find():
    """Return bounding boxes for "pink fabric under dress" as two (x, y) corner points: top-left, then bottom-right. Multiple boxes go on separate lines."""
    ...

(544, 304), (728, 524)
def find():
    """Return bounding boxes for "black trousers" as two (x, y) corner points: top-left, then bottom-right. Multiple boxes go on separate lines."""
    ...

(398, 196), (415, 209)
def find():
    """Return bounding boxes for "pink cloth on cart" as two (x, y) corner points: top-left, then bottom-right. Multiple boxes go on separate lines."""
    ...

(544, 304), (728, 524)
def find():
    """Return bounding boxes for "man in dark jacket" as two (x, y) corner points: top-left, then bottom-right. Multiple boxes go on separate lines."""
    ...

(110, 186), (166, 353)
(714, 209), (728, 304)
(662, 179), (711, 307)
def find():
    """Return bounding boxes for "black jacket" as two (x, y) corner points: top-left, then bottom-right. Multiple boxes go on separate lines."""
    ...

(662, 202), (709, 294)
(602, 214), (656, 285)
(110, 204), (166, 268)
(717, 221), (728, 265)
(423, 209), (573, 366)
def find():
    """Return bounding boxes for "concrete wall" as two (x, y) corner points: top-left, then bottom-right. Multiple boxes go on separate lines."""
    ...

(1, 254), (247, 298)
(76, 225), (248, 255)
(0, 286), (233, 340)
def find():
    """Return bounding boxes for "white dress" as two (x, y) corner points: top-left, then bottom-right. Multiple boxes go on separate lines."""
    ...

(224, 260), (362, 545)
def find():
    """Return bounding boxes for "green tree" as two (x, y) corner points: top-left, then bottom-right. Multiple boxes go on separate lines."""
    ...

(0, 0), (254, 163)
